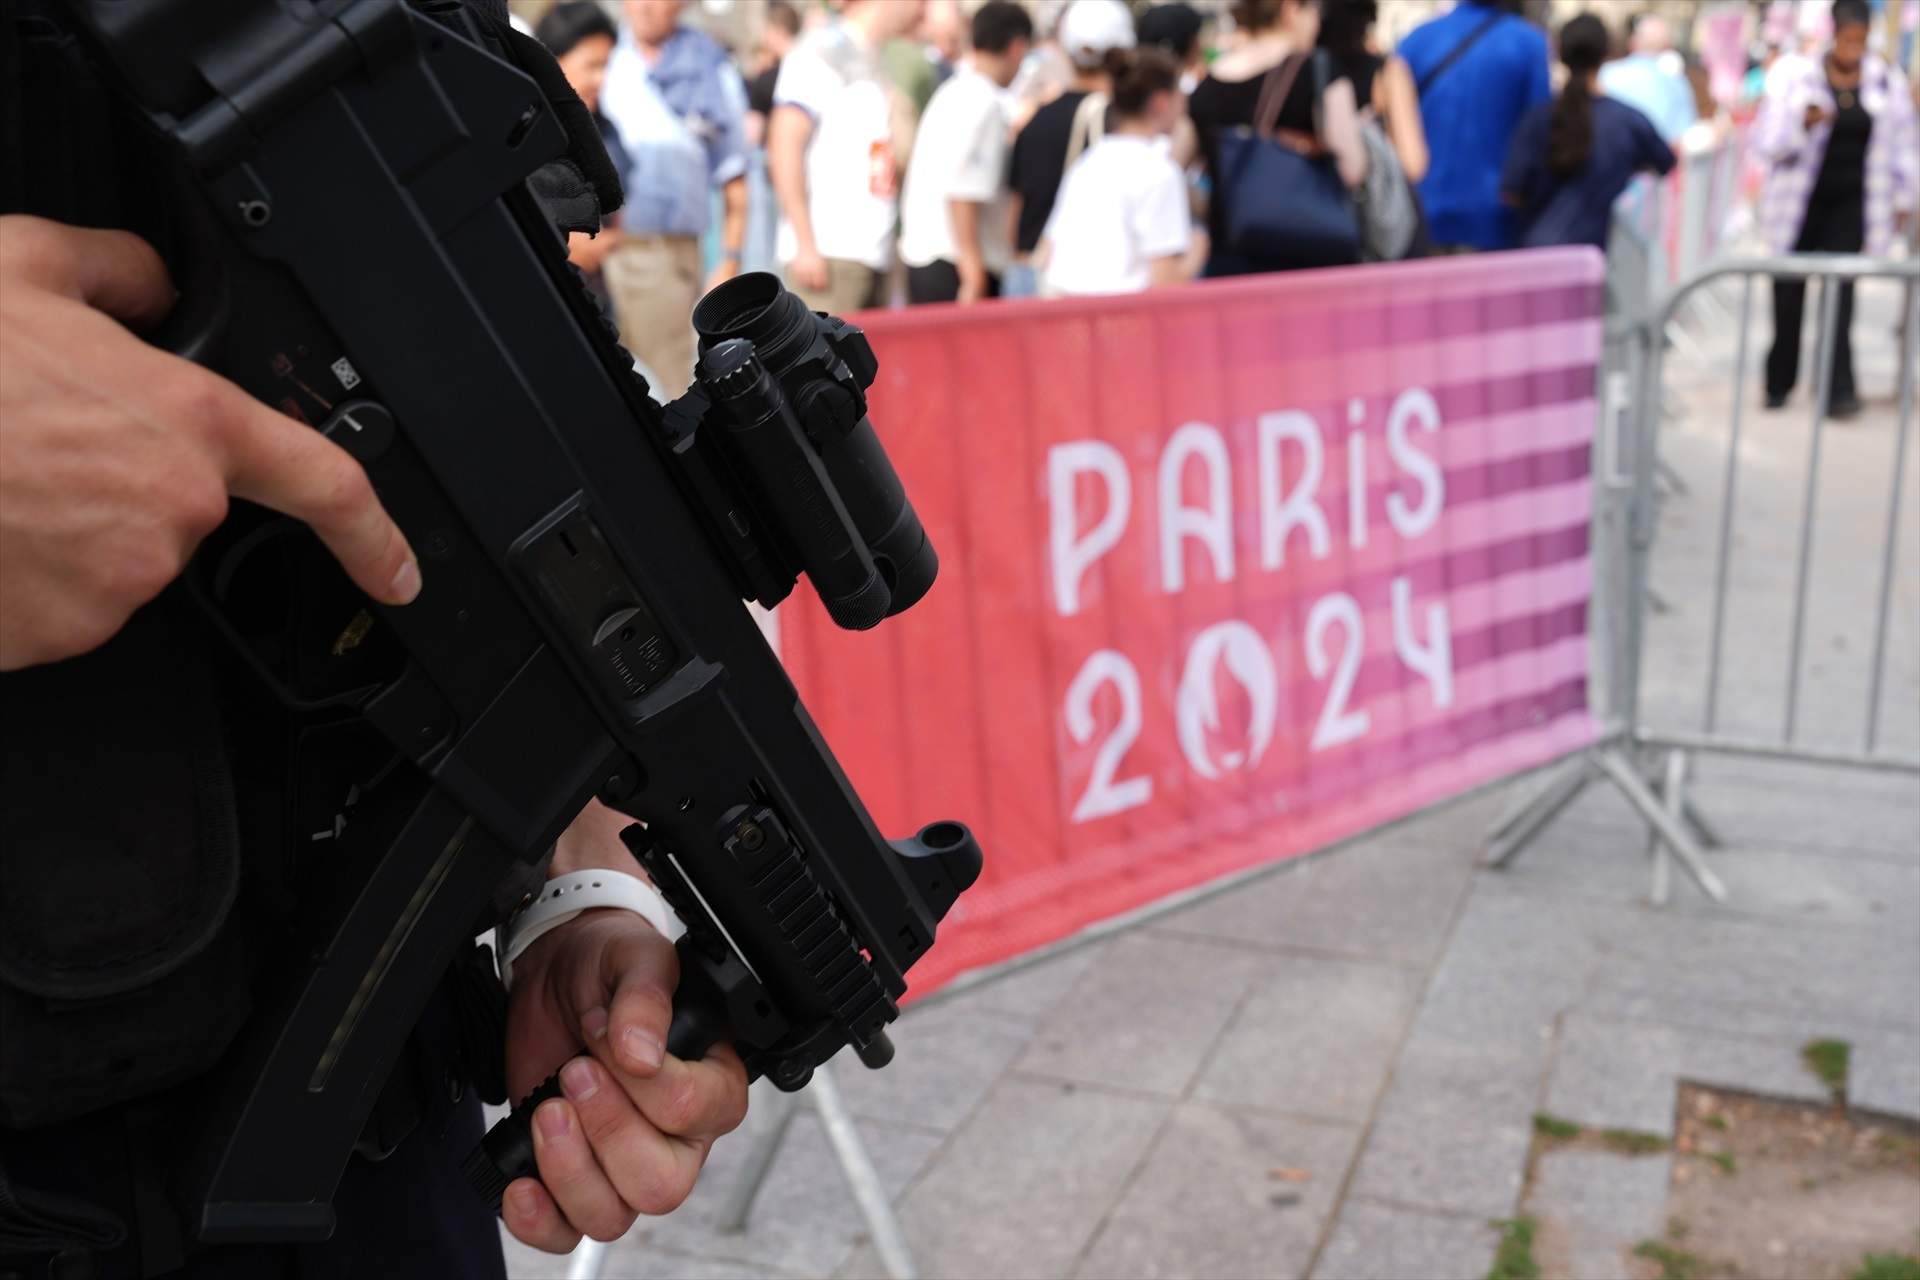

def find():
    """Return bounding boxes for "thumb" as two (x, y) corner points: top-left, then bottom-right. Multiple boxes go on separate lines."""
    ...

(0, 216), (175, 329)
(580, 920), (679, 1080)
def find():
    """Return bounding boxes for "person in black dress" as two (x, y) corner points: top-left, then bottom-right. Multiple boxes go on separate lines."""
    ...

(1187, 0), (1367, 276)
(1764, 0), (1877, 418)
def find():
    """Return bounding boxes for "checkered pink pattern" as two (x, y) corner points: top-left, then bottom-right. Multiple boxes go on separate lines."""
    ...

(1752, 54), (1918, 257)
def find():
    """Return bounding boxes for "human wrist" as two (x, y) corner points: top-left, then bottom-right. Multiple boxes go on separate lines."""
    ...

(497, 867), (682, 989)
(552, 798), (649, 880)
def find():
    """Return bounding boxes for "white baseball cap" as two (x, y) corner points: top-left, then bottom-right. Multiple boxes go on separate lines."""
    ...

(1058, 0), (1136, 68)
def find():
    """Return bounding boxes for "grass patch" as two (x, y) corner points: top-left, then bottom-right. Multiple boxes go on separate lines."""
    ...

(1600, 1127), (1672, 1155)
(1486, 1217), (1541, 1280)
(1634, 1239), (1706, 1280)
(1852, 1256), (1920, 1280)
(1803, 1038), (1852, 1099)
(1532, 1112), (1581, 1140)
(1707, 1150), (1737, 1175)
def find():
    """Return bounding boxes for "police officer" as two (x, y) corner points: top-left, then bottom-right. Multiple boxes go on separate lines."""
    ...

(0, 3), (747, 1275)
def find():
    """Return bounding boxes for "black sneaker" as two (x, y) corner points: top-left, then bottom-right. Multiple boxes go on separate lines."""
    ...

(1764, 392), (1789, 410)
(1828, 396), (1863, 420)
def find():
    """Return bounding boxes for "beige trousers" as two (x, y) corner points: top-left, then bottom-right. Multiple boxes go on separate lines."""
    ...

(786, 259), (887, 316)
(604, 234), (702, 398)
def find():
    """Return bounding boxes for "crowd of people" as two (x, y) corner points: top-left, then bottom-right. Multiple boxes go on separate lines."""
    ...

(529, 0), (1916, 414)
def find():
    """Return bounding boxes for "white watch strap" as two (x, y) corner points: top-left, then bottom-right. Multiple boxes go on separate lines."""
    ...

(496, 869), (685, 990)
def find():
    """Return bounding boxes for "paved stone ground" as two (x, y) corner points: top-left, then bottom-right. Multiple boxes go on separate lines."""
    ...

(502, 278), (1920, 1280)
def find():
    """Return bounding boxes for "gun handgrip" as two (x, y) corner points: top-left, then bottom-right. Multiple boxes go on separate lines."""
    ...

(462, 947), (727, 1212)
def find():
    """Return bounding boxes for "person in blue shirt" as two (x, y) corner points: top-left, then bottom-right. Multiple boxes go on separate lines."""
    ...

(1397, 0), (1551, 252)
(599, 0), (751, 397)
(1500, 13), (1677, 253)
(1598, 13), (1698, 143)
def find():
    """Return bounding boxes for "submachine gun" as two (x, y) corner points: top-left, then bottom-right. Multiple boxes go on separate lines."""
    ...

(63, 0), (980, 1242)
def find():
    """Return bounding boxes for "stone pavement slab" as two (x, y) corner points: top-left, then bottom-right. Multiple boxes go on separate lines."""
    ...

(1013, 932), (1271, 1097)
(1543, 1009), (1846, 1137)
(935, 941), (1106, 1030)
(1150, 819), (1486, 971)
(1527, 1148), (1674, 1280)
(1072, 1104), (1361, 1280)
(1191, 957), (1423, 1123)
(1580, 905), (1920, 1036)
(833, 1001), (1033, 1133)
(1310, 1199), (1500, 1280)
(836, 1076), (1166, 1280)
(1398, 878), (1596, 1070)
(1343, 1078), (1534, 1221)
(1849, 1030), (1920, 1120)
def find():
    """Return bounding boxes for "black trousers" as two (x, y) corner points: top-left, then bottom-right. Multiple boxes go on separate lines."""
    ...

(904, 259), (1000, 305)
(0, 987), (506, 1280)
(1767, 189), (1865, 405)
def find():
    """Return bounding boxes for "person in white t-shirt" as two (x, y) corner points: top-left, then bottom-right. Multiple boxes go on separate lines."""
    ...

(898, 1), (1035, 305)
(768, 0), (924, 314)
(1040, 48), (1205, 296)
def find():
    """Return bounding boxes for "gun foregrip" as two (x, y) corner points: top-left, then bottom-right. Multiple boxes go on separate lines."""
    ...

(463, 958), (727, 1212)
(463, 1071), (560, 1213)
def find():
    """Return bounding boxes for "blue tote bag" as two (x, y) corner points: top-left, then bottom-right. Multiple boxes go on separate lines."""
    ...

(1216, 51), (1360, 269)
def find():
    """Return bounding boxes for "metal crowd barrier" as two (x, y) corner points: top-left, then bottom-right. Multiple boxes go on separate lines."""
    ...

(1492, 253), (1920, 903)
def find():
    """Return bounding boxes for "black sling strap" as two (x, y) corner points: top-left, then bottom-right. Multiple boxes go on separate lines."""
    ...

(1416, 8), (1504, 98)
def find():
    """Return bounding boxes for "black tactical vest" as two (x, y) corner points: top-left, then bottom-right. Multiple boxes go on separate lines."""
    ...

(0, 0), (602, 1137)
(0, 6), (432, 1133)
(0, 9), (261, 1130)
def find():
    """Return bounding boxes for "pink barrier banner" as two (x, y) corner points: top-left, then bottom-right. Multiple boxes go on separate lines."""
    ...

(777, 250), (1608, 993)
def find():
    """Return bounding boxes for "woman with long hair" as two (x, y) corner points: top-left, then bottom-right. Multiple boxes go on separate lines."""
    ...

(1187, 0), (1368, 276)
(1039, 48), (1205, 295)
(1317, 0), (1426, 183)
(1498, 13), (1675, 252)
(1754, 0), (1917, 418)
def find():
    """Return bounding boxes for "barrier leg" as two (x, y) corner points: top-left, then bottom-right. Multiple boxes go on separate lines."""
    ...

(566, 1239), (608, 1280)
(1646, 762), (1726, 849)
(1645, 750), (1685, 906)
(1679, 794), (1725, 849)
(1594, 746), (1727, 903)
(1484, 755), (1596, 868)
(708, 1065), (916, 1280)
(716, 1082), (802, 1233)
(811, 1064), (918, 1280)
(1656, 457), (1691, 498)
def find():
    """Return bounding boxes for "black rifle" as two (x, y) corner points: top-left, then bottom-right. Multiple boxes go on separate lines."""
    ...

(63, 0), (980, 1243)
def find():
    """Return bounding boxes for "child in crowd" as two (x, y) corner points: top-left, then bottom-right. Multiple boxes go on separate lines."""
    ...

(1039, 48), (1206, 296)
